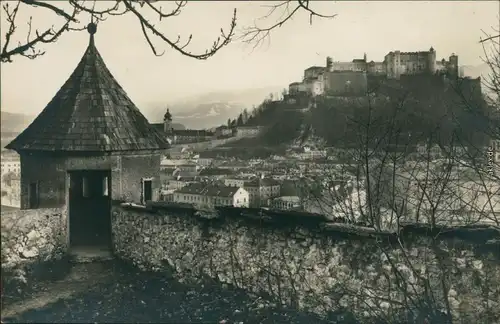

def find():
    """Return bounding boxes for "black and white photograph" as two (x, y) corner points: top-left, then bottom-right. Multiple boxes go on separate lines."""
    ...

(1, 1), (499, 323)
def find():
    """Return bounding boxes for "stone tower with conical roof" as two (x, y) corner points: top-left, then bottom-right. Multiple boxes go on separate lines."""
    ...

(6, 22), (170, 249)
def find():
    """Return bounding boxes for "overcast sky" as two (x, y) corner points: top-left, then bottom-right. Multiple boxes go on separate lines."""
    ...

(1, 1), (498, 115)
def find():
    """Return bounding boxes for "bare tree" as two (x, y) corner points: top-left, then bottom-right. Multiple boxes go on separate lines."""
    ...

(479, 25), (500, 103)
(239, 0), (337, 49)
(1, 0), (336, 63)
(280, 44), (500, 321)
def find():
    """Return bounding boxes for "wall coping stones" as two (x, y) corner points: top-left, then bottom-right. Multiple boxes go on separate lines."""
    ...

(117, 203), (500, 249)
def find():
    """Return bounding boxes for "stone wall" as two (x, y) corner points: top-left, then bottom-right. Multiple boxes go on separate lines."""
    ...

(1, 207), (67, 281)
(168, 137), (241, 153)
(112, 204), (500, 323)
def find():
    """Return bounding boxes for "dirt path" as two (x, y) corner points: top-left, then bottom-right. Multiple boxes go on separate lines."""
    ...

(2, 261), (115, 319)
(1, 260), (337, 323)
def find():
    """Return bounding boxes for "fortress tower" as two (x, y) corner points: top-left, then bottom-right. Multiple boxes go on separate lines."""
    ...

(448, 53), (459, 78)
(326, 56), (333, 72)
(428, 46), (437, 74)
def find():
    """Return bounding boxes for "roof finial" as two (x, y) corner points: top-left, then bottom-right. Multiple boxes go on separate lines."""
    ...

(87, 19), (97, 36)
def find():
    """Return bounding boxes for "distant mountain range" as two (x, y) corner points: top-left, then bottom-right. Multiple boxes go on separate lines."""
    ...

(141, 86), (283, 129)
(461, 62), (491, 79)
(1, 111), (34, 133)
(1, 111), (34, 150)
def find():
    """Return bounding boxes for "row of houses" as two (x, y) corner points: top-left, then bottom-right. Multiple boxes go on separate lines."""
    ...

(164, 176), (356, 217)
(1, 151), (20, 177)
(161, 174), (282, 208)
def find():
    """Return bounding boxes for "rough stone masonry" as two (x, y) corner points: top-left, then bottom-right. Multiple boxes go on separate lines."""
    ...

(1, 208), (67, 282)
(112, 204), (500, 322)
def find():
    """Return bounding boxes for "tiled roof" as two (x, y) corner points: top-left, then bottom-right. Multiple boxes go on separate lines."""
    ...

(305, 66), (325, 71)
(173, 129), (214, 137)
(244, 178), (280, 187)
(199, 168), (234, 176)
(174, 175), (198, 181)
(175, 183), (241, 197)
(151, 123), (186, 132)
(173, 170), (198, 179)
(6, 27), (170, 153)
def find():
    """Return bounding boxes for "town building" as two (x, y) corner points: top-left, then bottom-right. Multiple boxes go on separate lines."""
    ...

(235, 126), (264, 138)
(197, 157), (214, 167)
(301, 146), (327, 160)
(490, 139), (500, 163)
(214, 125), (233, 138)
(151, 109), (215, 144)
(218, 161), (250, 171)
(169, 129), (215, 144)
(173, 183), (249, 207)
(1, 153), (20, 177)
(160, 158), (195, 171)
(198, 167), (234, 180)
(224, 176), (251, 188)
(414, 143), (468, 161)
(164, 177), (200, 190)
(243, 177), (281, 207)
(1, 172), (21, 208)
(5, 23), (170, 250)
(269, 195), (301, 210)
(402, 176), (499, 226)
(159, 189), (175, 202)
(174, 162), (198, 174)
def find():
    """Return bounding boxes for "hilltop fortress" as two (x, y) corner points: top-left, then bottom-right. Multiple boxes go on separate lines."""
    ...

(289, 47), (472, 97)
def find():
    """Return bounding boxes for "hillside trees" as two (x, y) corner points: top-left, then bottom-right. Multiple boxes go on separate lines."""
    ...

(260, 109), (305, 146)
(293, 94), (499, 323)
(242, 108), (249, 124)
(479, 26), (500, 106)
(236, 113), (244, 126)
(1, 0), (336, 63)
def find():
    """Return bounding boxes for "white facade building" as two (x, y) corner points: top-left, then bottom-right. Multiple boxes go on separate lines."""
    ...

(173, 183), (249, 207)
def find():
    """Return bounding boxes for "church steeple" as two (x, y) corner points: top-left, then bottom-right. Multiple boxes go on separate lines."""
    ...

(164, 108), (172, 122)
(163, 108), (173, 134)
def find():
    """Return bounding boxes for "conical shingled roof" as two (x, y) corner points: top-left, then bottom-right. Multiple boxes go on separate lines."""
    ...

(6, 24), (170, 153)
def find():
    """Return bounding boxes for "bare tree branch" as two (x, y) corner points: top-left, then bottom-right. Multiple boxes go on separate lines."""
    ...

(480, 34), (500, 43)
(239, 0), (337, 50)
(122, 1), (236, 60)
(19, 0), (78, 22)
(1, 0), (335, 63)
